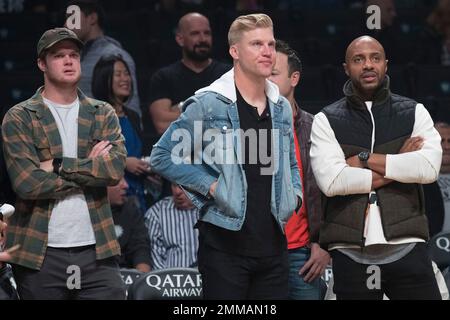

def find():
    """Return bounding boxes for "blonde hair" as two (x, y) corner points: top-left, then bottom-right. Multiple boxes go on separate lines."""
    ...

(228, 13), (273, 46)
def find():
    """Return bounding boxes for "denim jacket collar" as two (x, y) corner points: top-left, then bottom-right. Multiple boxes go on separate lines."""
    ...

(195, 68), (280, 104)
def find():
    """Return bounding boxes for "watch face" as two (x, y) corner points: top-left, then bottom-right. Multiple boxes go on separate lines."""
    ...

(359, 151), (369, 161)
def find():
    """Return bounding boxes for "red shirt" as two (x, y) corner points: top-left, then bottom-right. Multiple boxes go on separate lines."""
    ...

(285, 123), (310, 249)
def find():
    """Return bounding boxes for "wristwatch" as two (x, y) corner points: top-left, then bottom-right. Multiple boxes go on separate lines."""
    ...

(358, 151), (370, 168)
(52, 158), (63, 174)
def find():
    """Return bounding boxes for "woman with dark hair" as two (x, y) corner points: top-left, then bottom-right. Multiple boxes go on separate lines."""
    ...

(92, 55), (158, 214)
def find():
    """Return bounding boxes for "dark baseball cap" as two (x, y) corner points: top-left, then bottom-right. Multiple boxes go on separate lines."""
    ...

(37, 27), (84, 57)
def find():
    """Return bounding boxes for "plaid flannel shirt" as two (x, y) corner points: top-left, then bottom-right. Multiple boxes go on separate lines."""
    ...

(1, 87), (126, 270)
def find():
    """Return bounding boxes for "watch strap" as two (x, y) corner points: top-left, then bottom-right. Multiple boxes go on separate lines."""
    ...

(52, 158), (62, 174)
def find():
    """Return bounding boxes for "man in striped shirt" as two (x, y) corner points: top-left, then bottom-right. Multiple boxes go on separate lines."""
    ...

(144, 184), (199, 270)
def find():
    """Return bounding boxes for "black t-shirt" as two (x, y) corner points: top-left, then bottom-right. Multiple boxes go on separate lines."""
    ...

(111, 200), (152, 269)
(198, 88), (286, 257)
(147, 60), (231, 106)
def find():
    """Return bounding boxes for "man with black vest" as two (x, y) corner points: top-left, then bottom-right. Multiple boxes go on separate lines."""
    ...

(310, 36), (443, 300)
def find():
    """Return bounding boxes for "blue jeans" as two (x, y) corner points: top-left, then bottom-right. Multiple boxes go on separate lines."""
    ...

(288, 246), (321, 300)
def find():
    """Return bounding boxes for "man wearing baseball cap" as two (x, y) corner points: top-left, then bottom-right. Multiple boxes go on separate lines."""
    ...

(1, 28), (127, 299)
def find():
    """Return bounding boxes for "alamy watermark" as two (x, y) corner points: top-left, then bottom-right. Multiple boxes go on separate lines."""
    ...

(66, 265), (81, 290)
(366, 5), (381, 30)
(168, 122), (280, 175)
(366, 265), (381, 290)
(65, 5), (81, 30)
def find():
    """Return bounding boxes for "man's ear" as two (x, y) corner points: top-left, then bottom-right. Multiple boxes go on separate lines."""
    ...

(343, 62), (349, 76)
(229, 45), (238, 60)
(385, 59), (389, 73)
(291, 71), (300, 87)
(175, 32), (184, 47)
(37, 57), (46, 73)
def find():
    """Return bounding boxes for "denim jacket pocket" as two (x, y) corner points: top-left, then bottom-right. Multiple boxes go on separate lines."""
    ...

(203, 120), (234, 167)
(211, 120), (234, 150)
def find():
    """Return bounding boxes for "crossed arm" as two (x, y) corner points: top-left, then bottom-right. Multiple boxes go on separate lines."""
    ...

(345, 137), (425, 189)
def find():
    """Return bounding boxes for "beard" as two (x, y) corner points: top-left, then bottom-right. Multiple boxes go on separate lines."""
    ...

(184, 43), (211, 62)
(350, 74), (383, 100)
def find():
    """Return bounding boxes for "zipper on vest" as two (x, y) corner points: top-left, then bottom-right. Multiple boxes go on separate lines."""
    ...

(360, 199), (370, 249)
(362, 102), (376, 249)
(374, 192), (386, 239)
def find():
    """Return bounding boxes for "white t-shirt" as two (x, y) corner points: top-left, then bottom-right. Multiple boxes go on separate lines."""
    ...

(44, 97), (96, 248)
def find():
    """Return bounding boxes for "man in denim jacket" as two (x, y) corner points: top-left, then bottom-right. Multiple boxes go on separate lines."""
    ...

(150, 14), (302, 299)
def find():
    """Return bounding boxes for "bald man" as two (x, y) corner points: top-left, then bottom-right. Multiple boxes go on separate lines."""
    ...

(148, 12), (230, 136)
(310, 36), (443, 300)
